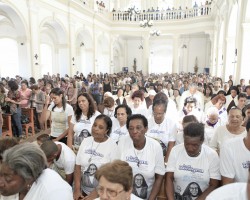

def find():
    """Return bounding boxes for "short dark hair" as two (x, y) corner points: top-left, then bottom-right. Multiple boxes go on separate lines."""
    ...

(152, 99), (168, 113)
(183, 122), (204, 142)
(238, 93), (247, 100)
(8, 80), (18, 91)
(0, 137), (18, 161)
(40, 140), (58, 158)
(184, 97), (197, 106)
(182, 115), (198, 124)
(114, 104), (132, 118)
(95, 114), (113, 136)
(126, 114), (148, 130)
(131, 90), (144, 101)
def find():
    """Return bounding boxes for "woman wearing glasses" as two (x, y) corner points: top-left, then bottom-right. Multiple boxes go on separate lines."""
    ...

(95, 160), (143, 200)
(118, 114), (165, 200)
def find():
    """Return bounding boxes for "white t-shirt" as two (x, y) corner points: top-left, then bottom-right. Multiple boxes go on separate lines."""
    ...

(131, 105), (148, 116)
(166, 144), (220, 199)
(54, 142), (76, 174)
(204, 118), (224, 145)
(48, 103), (74, 137)
(147, 98), (178, 123)
(95, 193), (143, 200)
(71, 111), (100, 147)
(220, 137), (250, 182)
(76, 136), (120, 195)
(25, 169), (73, 200)
(110, 118), (129, 143)
(118, 135), (165, 200)
(179, 90), (205, 111)
(209, 125), (247, 152)
(206, 182), (247, 200)
(177, 108), (205, 124)
(146, 116), (177, 146)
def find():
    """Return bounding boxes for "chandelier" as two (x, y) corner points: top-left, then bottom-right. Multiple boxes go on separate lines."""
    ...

(140, 19), (153, 28)
(150, 30), (161, 36)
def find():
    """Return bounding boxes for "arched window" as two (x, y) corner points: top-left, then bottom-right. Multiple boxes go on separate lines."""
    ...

(0, 38), (19, 78)
(40, 44), (53, 75)
(192, 0), (206, 7)
(127, 0), (141, 10)
(158, 0), (174, 10)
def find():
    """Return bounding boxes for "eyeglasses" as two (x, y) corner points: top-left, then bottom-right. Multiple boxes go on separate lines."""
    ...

(96, 186), (124, 198)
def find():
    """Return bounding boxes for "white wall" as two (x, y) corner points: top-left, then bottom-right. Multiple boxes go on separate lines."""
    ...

(185, 36), (208, 73)
(126, 39), (143, 72)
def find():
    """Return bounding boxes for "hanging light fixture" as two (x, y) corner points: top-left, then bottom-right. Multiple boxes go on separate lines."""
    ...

(139, 19), (153, 28)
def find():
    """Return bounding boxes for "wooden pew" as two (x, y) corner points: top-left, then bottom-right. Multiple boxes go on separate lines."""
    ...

(2, 113), (13, 137)
(21, 108), (35, 137)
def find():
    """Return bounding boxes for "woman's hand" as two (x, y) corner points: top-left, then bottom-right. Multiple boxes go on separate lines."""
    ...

(73, 190), (84, 200)
(5, 97), (11, 102)
(83, 190), (98, 200)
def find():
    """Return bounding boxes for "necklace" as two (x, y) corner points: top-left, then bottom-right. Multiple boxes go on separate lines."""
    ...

(133, 148), (144, 167)
(88, 140), (101, 163)
(187, 149), (201, 157)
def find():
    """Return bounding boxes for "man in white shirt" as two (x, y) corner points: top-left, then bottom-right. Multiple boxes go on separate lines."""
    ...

(40, 140), (76, 185)
(179, 83), (204, 111)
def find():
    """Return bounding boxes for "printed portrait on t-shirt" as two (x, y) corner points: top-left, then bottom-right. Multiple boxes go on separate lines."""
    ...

(82, 163), (98, 189)
(182, 182), (202, 200)
(174, 185), (182, 200)
(132, 173), (148, 199)
(74, 129), (91, 146)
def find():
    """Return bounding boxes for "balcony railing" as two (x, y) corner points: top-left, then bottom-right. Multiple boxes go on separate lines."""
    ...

(111, 5), (212, 22)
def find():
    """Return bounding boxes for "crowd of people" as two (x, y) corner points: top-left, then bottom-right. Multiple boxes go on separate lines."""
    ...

(0, 70), (250, 200)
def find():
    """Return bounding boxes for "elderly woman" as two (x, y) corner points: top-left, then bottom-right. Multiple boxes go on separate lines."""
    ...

(47, 88), (74, 144)
(0, 143), (73, 200)
(166, 122), (220, 200)
(67, 93), (100, 150)
(130, 90), (148, 116)
(118, 114), (165, 200)
(209, 107), (247, 153)
(205, 94), (227, 125)
(74, 114), (119, 200)
(110, 104), (132, 143)
(94, 160), (142, 200)
(204, 106), (223, 145)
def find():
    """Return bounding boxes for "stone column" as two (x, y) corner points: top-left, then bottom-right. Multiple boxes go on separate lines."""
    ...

(142, 34), (149, 75)
(224, 37), (236, 81)
(69, 21), (76, 76)
(236, 23), (250, 82)
(27, 0), (40, 79)
(172, 35), (180, 73)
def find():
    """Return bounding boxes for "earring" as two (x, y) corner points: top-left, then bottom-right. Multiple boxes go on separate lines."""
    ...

(27, 184), (32, 191)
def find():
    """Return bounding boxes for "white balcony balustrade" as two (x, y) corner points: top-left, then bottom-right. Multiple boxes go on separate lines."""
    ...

(111, 5), (212, 22)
